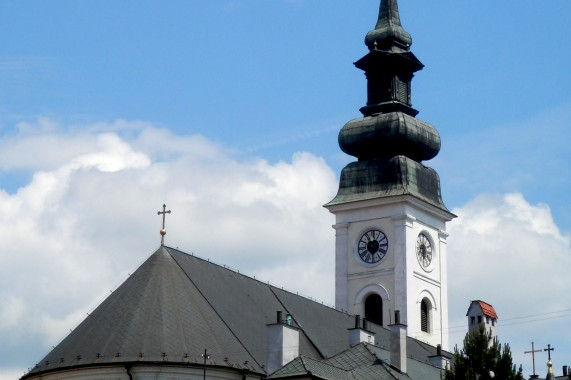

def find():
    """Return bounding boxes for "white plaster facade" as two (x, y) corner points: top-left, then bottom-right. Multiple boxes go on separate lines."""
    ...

(267, 323), (300, 374)
(327, 195), (454, 349)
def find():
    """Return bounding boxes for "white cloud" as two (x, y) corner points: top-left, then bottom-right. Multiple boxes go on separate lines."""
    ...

(0, 118), (338, 373)
(434, 101), (571, 233)
(70, 133), (150, 172)
(0, 368), (27, 380)
(2, 118), (569, 376)
(446, 193), (571, 368)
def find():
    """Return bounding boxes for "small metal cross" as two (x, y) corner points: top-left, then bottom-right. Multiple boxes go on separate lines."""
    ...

(202, 349), (210, 380)
(544, 344), (555, 361)
(157, 204), (171, 246)
(524, 341), (542, 376)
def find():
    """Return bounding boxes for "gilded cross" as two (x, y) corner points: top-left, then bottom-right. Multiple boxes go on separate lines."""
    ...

(524, 341), (542, 376)
(157, 204), (171, 246)
(544, 344), (554, 361)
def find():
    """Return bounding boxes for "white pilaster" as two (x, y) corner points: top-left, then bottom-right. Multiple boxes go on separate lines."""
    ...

(393, 214), (415, 325)
(334, 222), (349, 311)
(438, 230), (450, 350)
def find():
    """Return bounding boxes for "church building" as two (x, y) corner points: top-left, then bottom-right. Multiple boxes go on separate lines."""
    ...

(22, 1), (457, 379)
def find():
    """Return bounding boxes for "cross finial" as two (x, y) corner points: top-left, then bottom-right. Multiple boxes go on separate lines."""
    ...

(524, 341), (542, 376)
(157, 204), (171, 246)
(544, 344), (554, 361)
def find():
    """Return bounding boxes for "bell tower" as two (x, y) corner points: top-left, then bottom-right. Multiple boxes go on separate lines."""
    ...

(325, 0), (455, 349)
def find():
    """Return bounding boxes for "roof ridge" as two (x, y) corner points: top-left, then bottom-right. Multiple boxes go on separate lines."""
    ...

(476, 300), (498, 319)
(165, 246), (364, 319)
(299, 355), (310, 372)
(167, 247), (264, 371)
(465, 300), (498, 319)
(269, 286), (326, 359)
(302, 354), (352, 372)
(362, 342), (385, 363)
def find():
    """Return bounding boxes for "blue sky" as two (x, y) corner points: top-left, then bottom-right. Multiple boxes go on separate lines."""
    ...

(2, 1), (569, 226)
(0, 1), (570, 379)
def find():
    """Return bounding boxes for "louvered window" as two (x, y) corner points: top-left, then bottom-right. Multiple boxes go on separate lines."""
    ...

(421, 299), (429, 333)
(395, 77), (409, 104)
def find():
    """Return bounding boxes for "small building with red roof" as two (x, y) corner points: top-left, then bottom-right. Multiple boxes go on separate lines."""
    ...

(466, 300), (498, 341)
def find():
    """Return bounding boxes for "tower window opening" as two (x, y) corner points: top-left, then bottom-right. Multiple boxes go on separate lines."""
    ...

(421, 298), (430, 333)
(364, 294), (383, 326)
(395, 77), (409, 104)
(470, 316), (475, 325)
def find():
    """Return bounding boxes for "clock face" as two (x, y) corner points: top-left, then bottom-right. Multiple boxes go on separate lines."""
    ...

(416, 233), (433, 268)
(357, 229), (388, 264)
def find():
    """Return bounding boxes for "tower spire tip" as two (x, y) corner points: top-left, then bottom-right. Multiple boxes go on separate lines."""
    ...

(365, 0), (412, 51)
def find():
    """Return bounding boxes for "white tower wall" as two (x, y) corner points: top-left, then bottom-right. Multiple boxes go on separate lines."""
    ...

(328, 195), (452, 350)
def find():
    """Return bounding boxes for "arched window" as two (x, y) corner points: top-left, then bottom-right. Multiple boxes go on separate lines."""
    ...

(365, 294), (383, 326)
(421, 298), (430, 333)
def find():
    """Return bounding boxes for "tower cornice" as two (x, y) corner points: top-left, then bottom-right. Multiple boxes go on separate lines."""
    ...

(325, 194), (456, 222)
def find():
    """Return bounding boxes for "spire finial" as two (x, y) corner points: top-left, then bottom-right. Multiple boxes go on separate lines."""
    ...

(365, 0), (412, 51)
(544, 344), (554, 361)
(544, 344), (555, 380)
(157, 204), (171, 246)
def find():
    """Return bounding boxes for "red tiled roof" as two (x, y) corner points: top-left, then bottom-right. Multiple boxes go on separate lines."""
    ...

(477, 300), (498, 319)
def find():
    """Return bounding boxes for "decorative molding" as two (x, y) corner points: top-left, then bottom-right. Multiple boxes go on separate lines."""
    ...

(416, 289), (438, 311)
(348, 267), (394, 279)
(438, 229), (449, 241)
(413, 271), (441, 287)
(326, 194), (456, 221)
(392, 214), (415, 228)
(354, 283), (391, 304)
(332, 222), (349, 232)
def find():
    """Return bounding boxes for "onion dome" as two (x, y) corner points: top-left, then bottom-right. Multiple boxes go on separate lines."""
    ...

(339, 113), (440, 162)
(326, 0), (449, 213)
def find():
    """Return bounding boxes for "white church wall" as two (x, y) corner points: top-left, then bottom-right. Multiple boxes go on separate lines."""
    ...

(406, 216), (448, 349)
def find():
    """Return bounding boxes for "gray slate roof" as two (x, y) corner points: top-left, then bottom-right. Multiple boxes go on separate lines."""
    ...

(271, 343), (447, 380)
(271, 355), (355, 380)
(271, 343), (407, 380)
(24, 246), (450, 379)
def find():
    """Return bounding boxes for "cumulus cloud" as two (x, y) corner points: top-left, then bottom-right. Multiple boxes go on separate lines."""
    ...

(1, 118), (568, 378)
(0, 368), (25, 380)
(0, 118), (338, 376)
(446, 193), (571, 367)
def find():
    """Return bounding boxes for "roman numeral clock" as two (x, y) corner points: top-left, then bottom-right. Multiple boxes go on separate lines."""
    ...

(416, 233), (432, 269)
(356, 229), (388, 265)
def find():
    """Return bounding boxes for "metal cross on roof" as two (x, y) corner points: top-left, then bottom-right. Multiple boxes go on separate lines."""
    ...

(524, 341), (542, 376)
(157, 204), (171, 246)
(544, 344), (554, 361)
